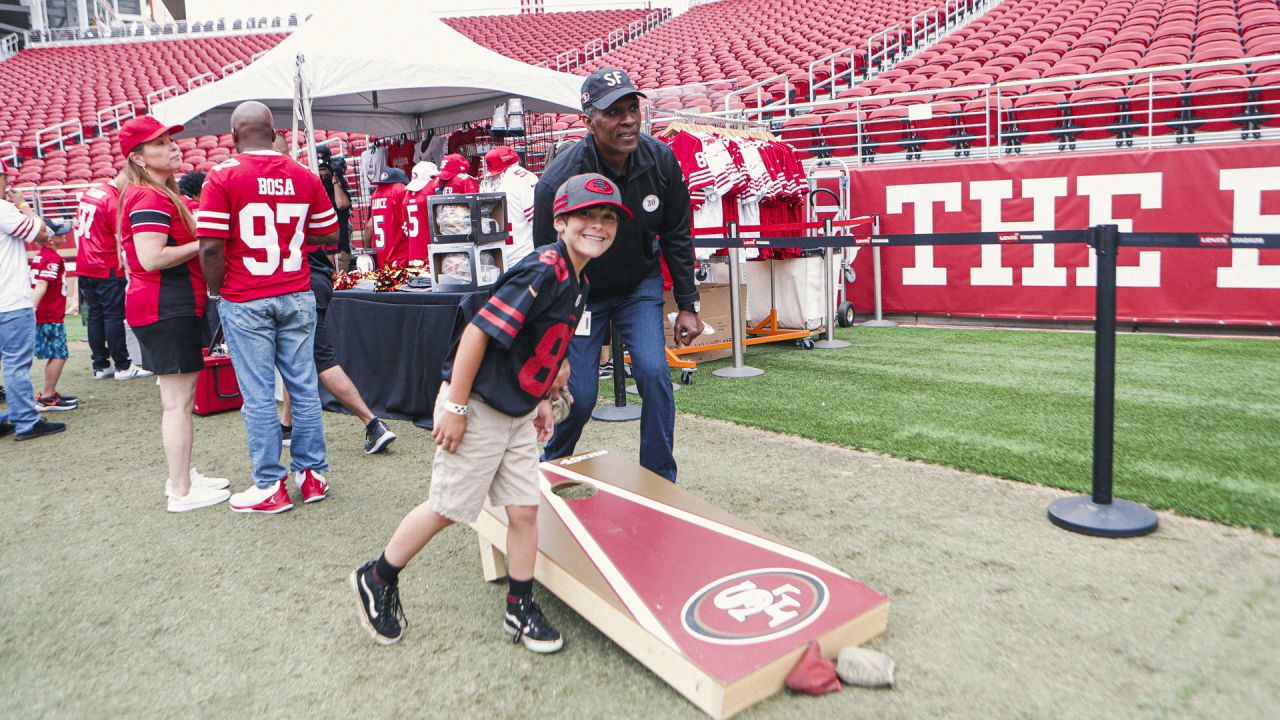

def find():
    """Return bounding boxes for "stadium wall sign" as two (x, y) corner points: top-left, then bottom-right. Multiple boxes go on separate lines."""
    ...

(840, 143), (1280, 326)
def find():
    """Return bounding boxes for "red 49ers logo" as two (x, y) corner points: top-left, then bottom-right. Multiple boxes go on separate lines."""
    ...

(584, 177), (615, 194)
(681, 568), (828, 645)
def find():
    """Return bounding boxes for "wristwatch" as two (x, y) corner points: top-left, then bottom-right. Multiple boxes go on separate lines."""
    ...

(442, 400), (469, 416)
(677, 301), (700, 313)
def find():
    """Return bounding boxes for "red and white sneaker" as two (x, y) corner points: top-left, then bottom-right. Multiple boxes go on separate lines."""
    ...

(229, 477), (294, 514)
(296, 469), (329, 504)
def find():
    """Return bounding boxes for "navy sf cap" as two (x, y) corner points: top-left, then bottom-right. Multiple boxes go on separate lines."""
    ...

(553, 173), (634, 220)
(580, 67), (647, 112)
(373, 167), (409, 185)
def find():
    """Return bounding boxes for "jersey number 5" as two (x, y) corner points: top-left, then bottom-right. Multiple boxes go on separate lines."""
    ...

(517, 323), (571, 397)
(240, 202), (308, 276)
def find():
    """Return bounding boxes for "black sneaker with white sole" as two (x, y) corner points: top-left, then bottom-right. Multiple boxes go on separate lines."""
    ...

(598, 360), (613, 379)
(364, 418), (396, 454)
(350, 561), (405, 645)
(280, 423), (292, 447)
(504, 595), (563, 653)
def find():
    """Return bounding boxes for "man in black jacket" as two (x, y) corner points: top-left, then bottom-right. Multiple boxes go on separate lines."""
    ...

(534, 68), (703, 482)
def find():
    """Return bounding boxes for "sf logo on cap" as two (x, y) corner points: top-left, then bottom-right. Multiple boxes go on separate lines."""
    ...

(585, 177), (614, 194)
(602, 71), (624, 87)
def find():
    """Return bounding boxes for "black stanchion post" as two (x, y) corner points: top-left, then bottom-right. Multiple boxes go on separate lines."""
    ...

(592, 320), (642, 422)
(1048, 224), (1158, 538)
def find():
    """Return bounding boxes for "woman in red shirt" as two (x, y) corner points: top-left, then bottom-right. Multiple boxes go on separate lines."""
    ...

(117, 116), (230, 513)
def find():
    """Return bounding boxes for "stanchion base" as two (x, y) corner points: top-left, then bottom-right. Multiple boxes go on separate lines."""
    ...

(626, 383), (680, 395)
(712, 366), (765, 379)
(592, 403), (643, 422)
(1047, 496), (1159, 538)
(813, 339), (852, 349)
(861, 320), (898, 327)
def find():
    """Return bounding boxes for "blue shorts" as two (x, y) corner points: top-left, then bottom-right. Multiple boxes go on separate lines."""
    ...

(35, 322), (69, 360)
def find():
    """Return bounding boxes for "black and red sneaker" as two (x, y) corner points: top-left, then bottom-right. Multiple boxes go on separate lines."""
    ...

(349, 561), (406, 645)
(504, 595), (563, 653)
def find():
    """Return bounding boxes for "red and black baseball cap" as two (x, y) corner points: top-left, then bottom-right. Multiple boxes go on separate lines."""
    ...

(119, 115), (184, 157)
(437, 153), (470, 181)
(553, 173), (633, 220)
(483, 146), (520, 177)
(580, 67), (647, 112)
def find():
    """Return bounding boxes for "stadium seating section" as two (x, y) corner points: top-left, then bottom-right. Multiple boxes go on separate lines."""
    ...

(4, 0), (1280, 192)
(442, 9), (654, 66)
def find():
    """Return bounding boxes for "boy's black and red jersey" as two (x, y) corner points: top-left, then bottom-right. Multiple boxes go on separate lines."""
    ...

(442, 240), (586, 417)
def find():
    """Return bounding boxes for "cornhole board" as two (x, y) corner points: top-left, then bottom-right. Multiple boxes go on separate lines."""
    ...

(471, 450), (889, 719)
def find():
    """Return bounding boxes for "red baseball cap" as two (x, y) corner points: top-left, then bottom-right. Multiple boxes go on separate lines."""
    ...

(553, 173), (633, 220)
(483, 146), (520, 177)
(0, 158), (12, 177)
(119, 115), (184, 157)
(437, 153), (470, 181)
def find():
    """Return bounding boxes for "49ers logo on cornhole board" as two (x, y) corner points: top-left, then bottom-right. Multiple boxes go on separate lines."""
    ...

(683, 568), (829, 645)
(471, 451), (888, 719)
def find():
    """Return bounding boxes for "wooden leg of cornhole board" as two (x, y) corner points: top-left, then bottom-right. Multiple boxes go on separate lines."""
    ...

(471, 450), (888, 719)
(477, 534), (508, 582)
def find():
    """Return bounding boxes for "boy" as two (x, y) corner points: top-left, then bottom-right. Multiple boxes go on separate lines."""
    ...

(30, 231), (77, 412)
(350, 173), (630, 651)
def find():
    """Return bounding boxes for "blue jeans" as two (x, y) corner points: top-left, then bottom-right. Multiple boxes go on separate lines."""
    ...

(220, 292), (328, 488)
(0, 308), (38, 433)
(542, 273), (678, 482)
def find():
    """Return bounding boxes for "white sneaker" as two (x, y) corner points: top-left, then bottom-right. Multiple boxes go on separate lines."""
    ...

(190, 467), (230, 491)
(163, 468), (232, 497)
(167, 484), (231, 513)
(115, 365), (154, 380)
(92, 367), (115, 380)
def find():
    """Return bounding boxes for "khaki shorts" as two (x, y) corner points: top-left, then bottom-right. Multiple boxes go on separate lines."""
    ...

(428, 382), (541, 524)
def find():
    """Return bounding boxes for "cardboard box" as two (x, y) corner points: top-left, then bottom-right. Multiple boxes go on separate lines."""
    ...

(662, 282), (747, 364)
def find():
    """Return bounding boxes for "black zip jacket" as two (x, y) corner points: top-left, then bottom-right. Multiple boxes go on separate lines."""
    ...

(533, 133), (699, 305)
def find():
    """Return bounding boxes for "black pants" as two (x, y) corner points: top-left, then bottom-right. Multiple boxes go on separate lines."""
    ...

(79, 273), (130, 371)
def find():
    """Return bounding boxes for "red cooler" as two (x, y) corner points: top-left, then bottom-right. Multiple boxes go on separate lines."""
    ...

(194, 350), (242, 416)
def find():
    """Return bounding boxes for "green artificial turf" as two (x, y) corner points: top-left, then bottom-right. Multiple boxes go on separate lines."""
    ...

(668, 327), (1280, 535)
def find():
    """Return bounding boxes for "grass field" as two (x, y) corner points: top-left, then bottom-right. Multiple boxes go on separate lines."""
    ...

(672, 326), (1280, 535)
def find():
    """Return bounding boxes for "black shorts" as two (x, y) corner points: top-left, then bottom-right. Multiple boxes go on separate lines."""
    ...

(133, 315), (205, 375)
(313, 307), (339, 373)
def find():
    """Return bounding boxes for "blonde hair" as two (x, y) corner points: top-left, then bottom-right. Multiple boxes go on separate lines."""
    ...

(115, 152), (197, 239)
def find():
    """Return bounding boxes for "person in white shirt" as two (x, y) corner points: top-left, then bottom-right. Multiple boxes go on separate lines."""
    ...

(479, 146), (538, 266)
(0, 160), (64, 440)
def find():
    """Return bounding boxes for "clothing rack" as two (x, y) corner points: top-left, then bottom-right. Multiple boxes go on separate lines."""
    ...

(644, 106), (775, 137)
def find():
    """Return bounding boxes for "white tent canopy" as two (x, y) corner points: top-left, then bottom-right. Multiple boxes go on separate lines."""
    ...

(150, 3), (584, 141)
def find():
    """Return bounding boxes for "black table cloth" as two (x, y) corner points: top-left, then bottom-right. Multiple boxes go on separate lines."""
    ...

(321, 288), (487, 428)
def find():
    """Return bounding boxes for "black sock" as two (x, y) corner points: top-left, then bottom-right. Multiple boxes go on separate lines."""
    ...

(507, 577), (533, 603)
(281, 423), (292, 432)
(375, 553), (401, 586)
(366, 416), (380, 428)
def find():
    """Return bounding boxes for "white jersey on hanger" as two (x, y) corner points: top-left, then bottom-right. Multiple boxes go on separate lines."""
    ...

(480, 165), (539, 266)
(360, 145), (388, 187)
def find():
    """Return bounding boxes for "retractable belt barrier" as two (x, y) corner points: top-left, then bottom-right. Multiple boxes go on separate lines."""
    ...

(689, 224), (1280, 538)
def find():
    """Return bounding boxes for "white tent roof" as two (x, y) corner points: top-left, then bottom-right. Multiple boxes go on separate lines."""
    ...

(151, 4), (584, 139)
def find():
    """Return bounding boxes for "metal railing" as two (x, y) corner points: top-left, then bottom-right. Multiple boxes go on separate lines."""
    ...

(34, 119), (85, 158)
(145, 84), (179, 113)
(760, 54), (1280, 166)
(221, 59), (245, 77)
(0, 141), (17, 166)
(550, 8), (669, 73)
(24, 14), (298, 48)
(95, 100), (135, 136)
(186, 71), (216, 90)
(1, 33), (19, 61)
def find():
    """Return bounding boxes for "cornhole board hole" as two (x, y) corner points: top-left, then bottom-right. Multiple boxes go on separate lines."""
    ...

(471, 450), (889, 719)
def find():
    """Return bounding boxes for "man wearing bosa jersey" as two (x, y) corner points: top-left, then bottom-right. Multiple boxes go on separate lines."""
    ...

(198, 101), (340, 515)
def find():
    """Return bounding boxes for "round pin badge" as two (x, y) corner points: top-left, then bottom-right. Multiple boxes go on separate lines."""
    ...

(643, 194), (660, 212)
